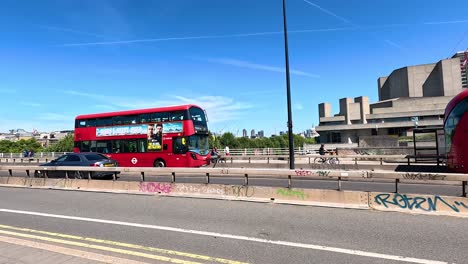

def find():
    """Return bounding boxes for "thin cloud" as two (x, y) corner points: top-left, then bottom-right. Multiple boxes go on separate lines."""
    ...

(94, 104), (118, 111)
(63, 90), (253, 124)
(424, 20), (468, 25)
(238, 90), (281, 96)
(38, 113), (72, 121)
(20, 102), (42, 107)
(38, 25), (108, 39)
(384, 40), (404, 50)
(294, 103), (304, 110)
(290, 27), (356, 33)
(302, 0), (352, 25)
(301, 0), (407, 51)
(199, 57), (320, 78)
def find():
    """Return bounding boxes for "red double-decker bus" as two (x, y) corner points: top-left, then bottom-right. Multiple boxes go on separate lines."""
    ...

(74, 105), (210, 167)
(444, 89), (468, 173)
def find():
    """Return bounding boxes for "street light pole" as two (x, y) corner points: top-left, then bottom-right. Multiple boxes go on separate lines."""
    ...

(282, 0), (295, 169)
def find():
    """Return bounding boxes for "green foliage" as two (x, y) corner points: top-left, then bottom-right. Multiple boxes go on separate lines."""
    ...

(208, 131), (316, 150)
(45, 134), (74, 152)
(0, 138), (43, 153)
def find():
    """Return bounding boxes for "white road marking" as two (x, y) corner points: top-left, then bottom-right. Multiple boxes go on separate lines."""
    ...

(0, 208), (447, 264)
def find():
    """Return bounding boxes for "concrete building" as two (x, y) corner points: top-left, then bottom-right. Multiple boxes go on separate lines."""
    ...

(316, 51), (467, 144)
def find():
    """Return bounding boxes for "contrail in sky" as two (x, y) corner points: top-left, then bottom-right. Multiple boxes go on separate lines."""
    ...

(56, 28), (351, 47)
(424, 20), (468, 25)
(39, 25), (108, 39)
(302, 0), (352, 25)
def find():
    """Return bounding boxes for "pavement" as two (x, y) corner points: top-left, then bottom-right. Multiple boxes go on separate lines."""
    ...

(0, 236), (157, 264)
(0, 240), (101, 264)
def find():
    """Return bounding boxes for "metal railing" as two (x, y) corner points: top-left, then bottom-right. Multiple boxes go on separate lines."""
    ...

(0, 165), (466, 197)
(0, 153), (445, 167)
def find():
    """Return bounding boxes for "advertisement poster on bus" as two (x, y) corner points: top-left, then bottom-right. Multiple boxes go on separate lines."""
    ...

(163, 122), (183, 133)
(147, 123), (163, 151)
(96, 125), (147, 137)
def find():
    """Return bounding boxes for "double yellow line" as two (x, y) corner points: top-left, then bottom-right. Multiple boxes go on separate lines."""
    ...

(0, 224), (248, 264)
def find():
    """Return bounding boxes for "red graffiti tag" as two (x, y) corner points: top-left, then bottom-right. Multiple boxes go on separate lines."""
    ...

(139, 182), (172, 194)
(295, 170), (312, 176)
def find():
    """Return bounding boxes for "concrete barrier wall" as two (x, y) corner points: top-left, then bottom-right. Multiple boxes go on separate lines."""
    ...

(3, 176), (468, 217)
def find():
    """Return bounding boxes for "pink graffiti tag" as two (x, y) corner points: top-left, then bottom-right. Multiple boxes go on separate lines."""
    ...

(295, 170), (312, 176)
(139, 182), (172, 194)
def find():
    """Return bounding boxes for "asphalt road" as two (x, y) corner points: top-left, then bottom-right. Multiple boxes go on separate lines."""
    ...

(0, 187), (466, 263)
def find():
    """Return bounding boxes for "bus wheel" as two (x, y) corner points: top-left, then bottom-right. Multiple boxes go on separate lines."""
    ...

(154, 159), (166, 167)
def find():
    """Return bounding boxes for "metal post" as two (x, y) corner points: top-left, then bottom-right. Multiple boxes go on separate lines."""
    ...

(140, 172), (145, 182)
(463, 181), (467, 197)
(244, 174), (249, 186)
(395, 178), (399, 193)
(282, 0), (294, 169)
(206, 173), (210, 184)
(337, 177), (342, 191)
(171, 172), (176, 183)
(287, 175), (292, 188)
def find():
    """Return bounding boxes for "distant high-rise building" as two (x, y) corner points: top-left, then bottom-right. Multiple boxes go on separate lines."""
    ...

(242, 129), (247, 138)
(258, 130), (264, 138)
(251, 129), (256, 139)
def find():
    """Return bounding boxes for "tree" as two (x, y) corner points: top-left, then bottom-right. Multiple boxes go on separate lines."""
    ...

(45, 134), (74, 152)
(0, 138), (43, 153)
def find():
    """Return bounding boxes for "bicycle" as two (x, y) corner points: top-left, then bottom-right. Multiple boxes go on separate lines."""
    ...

(314, 153), (340, 165)
(211, 154), (226, 168)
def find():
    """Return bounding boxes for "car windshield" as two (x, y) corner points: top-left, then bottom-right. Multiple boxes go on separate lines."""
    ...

(84, 154), (108, 161)
(187, 134), (210, 155)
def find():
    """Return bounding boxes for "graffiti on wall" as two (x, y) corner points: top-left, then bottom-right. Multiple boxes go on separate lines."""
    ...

(139, 182), (172, 194)
(276, 188), (308, 200)
(226, 185), (254, 197)
(176, 185), (225, 195)
(374, 193), (468, 213)
(403, 172), (446, 181)
(294, 169), (331, 177)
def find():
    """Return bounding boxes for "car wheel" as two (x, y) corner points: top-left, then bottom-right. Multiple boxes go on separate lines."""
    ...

(154, 159), (166, 167)
(73, 171), (85, 179)
(34, 170), (43, 178)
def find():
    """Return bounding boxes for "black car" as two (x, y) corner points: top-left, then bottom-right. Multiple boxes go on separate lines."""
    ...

(35, 152), (119, 179)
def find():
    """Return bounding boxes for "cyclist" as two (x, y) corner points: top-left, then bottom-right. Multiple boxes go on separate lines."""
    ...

(318, 144), (326, 163)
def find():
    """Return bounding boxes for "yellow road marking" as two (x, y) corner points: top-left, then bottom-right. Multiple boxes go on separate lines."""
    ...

(0, 229), (201, 264)
(0, 234), (152, 264)
(0, 224), (248, 264)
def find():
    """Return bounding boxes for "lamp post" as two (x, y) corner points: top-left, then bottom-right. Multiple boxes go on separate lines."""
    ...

(282, 0), (295, 169)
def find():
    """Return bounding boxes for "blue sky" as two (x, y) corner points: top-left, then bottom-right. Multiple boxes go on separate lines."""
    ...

(1, 0), (468, 136)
